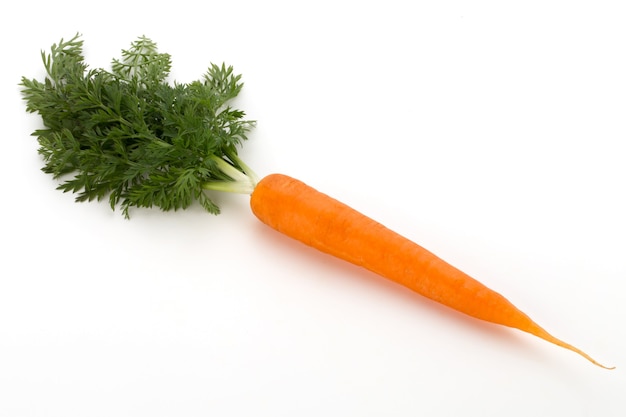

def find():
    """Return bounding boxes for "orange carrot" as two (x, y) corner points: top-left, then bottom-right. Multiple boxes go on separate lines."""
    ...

(251, 173), (613, 369)
(23, 36), (612, 370)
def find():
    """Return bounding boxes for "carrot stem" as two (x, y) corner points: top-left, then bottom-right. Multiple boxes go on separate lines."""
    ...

(202, 155), (257, 194)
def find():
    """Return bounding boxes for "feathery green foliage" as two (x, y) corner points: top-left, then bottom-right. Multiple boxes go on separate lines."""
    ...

(20, 34), (256, 218)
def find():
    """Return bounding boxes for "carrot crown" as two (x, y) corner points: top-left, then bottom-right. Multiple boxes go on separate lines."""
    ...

(20, 34), (258, 218)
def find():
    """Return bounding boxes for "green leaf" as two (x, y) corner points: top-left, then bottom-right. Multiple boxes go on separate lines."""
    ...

(20, 34), (257, 218)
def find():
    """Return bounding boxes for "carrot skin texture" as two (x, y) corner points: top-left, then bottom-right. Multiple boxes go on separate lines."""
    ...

(250, 173), (613, 369)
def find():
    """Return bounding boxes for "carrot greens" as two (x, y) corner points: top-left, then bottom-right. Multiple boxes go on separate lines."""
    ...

(20, 34), (257, 218)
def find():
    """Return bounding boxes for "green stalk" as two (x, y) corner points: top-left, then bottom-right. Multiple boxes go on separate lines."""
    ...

(202, 155), (257, 195)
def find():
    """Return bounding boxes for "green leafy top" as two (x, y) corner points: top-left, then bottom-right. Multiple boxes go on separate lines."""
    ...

(20, 34), (257, 218)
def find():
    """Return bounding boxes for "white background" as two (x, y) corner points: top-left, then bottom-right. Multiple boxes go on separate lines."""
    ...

(1, 1), (625, 416)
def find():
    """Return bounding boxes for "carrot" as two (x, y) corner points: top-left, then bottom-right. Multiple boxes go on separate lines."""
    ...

(23, 35), (613, 370)
(251, 173), (614, 369)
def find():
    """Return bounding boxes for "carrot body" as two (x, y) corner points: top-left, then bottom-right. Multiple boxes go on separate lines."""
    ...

(250, 173), (612, 369)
